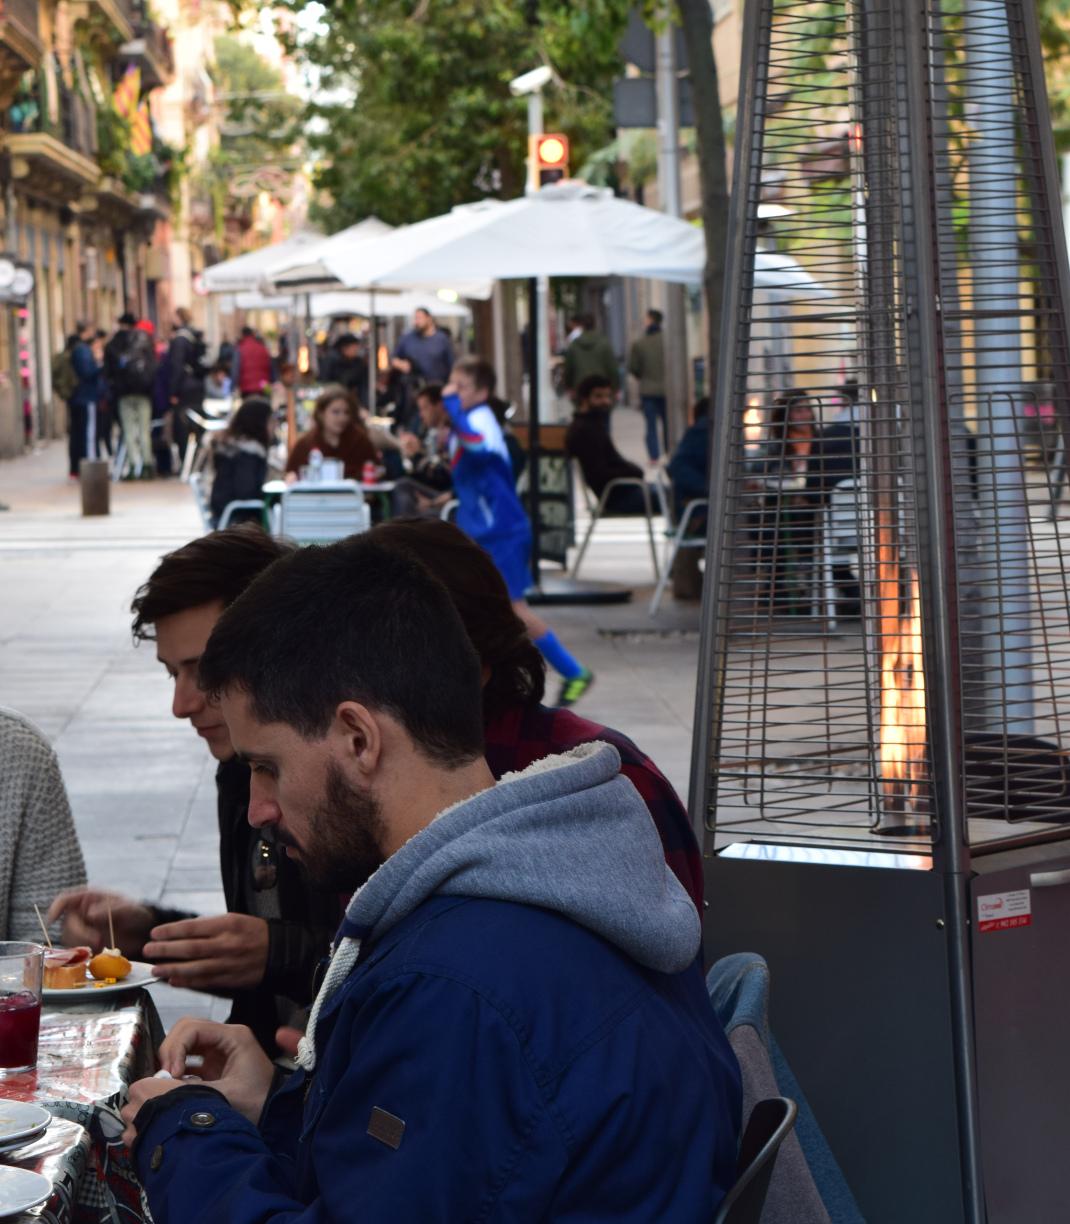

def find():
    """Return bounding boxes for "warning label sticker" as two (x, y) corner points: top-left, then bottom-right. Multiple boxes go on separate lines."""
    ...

(977, 889), (1033, 933)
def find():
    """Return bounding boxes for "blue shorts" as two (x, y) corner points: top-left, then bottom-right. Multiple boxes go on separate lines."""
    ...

(484, 533), (533, 601)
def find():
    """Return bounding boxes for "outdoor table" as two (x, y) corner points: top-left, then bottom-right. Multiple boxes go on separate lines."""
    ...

(0, 992), (162, 1223)
(263, 478), (397, 523)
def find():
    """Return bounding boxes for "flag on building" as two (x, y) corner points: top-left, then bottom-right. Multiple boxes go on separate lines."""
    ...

(131, 101), (152, 157)
(113, 65), (140, 120)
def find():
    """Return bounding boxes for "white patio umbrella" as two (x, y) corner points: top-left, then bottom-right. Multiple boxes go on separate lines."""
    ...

(202, 228), (325, 294)
(265, 183), (706, 292)
(233, 288), (470, 319)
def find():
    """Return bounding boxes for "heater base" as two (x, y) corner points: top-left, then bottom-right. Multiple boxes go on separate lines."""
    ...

(704, 837), (1070, 1223)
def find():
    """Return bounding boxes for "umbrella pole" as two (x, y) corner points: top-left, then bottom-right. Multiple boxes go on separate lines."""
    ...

(369, 289), (377, 414)
(527, 276), (544, 590)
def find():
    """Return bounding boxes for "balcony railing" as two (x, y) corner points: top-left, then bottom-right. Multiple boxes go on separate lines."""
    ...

(2, 0), (39, 34)
(7, 62), (97, 161)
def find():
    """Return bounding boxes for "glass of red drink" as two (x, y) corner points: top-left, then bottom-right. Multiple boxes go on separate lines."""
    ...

(0, 942), (43, 1075)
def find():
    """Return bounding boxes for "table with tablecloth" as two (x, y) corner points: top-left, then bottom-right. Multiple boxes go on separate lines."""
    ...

(0, 992), (161, 1222)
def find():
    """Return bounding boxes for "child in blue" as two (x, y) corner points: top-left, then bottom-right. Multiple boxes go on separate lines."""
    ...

(441, 356), (594, 706)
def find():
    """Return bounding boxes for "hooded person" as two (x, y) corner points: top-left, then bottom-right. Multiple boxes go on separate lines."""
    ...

(121, 533), (741, 1223)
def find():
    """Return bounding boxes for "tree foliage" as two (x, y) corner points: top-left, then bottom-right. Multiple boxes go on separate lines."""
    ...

(281, 0), (633, 230)
(210, 35), (303, 174)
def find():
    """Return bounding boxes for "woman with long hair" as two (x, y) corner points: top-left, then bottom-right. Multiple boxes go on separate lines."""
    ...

(285, 385), (377, 481)
(209, 397), (273, 528)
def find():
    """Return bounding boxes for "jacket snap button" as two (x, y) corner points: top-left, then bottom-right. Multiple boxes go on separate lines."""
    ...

(190, 1111), (216, 1128)
(149, 1144), (164, 1171)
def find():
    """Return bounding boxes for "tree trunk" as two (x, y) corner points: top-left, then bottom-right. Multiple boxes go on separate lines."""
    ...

(677, 0), (730, 402)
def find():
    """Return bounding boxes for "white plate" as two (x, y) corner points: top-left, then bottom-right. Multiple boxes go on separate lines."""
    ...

(0, 1123), (48, 1153)
(0, 1104), (50, 1149)
(42, 961), (159, 1001)
(0, 1166), (51, 1217)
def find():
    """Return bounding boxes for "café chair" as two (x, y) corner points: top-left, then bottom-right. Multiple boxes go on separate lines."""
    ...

(649, 489), (708, 617)
(279, 480), (371, 546)
(714, 1097), (798, 1224)
(707, 953), (863, 1224)
(569, 474), (664, 582)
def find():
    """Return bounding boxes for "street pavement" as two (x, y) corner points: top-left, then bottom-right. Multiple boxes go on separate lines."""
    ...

(0, 411), (703, 1031)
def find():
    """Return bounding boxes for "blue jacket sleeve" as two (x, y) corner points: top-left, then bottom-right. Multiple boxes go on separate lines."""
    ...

(135, 972), (566, 1223)
(442, 394), (496, 471)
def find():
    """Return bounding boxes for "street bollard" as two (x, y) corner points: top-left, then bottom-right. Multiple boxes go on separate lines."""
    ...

(79, 458), (110, 516)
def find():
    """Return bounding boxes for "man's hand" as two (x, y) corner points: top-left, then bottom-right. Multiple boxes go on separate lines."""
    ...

(275, 1025), (303, 1058)
(397, 431), (422, 458)
(121, 1077), (189, 1148)
(143, 913), (270, 991)
(392, 357), (412, 374)
(45, 889), (155, 958)
(121, 1020), (276, 1146)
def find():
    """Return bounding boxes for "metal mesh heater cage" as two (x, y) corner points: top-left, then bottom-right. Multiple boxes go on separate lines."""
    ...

(694, 0), (1070, 854)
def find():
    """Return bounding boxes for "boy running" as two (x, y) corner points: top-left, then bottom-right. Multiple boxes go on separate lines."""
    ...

(440, 356), (594, 706)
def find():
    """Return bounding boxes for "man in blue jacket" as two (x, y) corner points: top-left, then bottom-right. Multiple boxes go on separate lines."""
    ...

(121, 534), (741, 1222)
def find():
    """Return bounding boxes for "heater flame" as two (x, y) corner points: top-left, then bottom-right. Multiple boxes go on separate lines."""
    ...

(879, 567), (927, 819)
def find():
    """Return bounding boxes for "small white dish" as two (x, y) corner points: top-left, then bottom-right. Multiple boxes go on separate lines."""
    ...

(0, 1166), (52, 1216)
(0, 1123), (48, 1154)
(42, 961), (159, 1001)
(0, 1104), (50, 1149)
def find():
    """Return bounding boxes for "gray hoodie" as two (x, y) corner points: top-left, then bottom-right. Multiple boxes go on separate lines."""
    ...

(297, 742), (700, 1069)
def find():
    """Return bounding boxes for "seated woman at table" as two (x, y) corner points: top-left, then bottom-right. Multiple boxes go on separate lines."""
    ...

(0, 706), (86, 942)
(209, 397), (273, 529)
(285, 385), (377, 482)
(372, 518), (703, 912)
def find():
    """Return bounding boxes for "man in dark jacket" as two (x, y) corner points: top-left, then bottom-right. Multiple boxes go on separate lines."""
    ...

(167, 306), (206, 463)
(566, 374), (655, 515)
(628, 307), (668, 460)
(318, 331), (367, 401)
(47, 528), (341, 1054)
(67, 321), (102, 477)
(563, 313), (618, 399)
(231, 326), (273, 398)
(120, 534), (741, 1222)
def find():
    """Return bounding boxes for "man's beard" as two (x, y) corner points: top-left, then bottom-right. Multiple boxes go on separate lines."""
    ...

(288, 761), (387, 892)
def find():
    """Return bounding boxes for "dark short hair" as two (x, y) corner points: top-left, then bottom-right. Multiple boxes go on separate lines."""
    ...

(241, 326), (255, 338)
(119, 311), (137, 327)
(131, 527), (294, 642)
(577, 374), (612, 403)
(198, 535), (485, 765)
(452, 356), (496, 396)
(647, 308), (663, 326)
(693, 396), (711, 419)
(373, 518), (545, 719)
(415, 382), (443, 405)
(579, 313), (596, 331)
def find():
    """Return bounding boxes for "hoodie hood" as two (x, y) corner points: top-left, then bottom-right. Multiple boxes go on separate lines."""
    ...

(571, 331), (602, 352)
(297, 743), (699, 1070)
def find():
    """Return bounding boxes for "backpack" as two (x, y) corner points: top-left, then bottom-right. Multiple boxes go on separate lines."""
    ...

(184, 330), (209, 381)
(118, 333), (157, 396)
(51, 348), (76, 400)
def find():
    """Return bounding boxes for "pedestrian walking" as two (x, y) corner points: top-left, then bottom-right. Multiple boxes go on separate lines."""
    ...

(392, 307), (455, 428)
(167, 306), (207, 468)
(627, 307), (668, 460)
(562, 313), (618, 400)
(106, 313), (158, 478)
(232, 326), (273, 398)
(67, 321), (103, 478)
(442, 355), (595, 706)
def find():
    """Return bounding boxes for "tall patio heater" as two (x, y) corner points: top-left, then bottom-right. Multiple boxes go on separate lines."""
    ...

(693, 1), (1070, 1220)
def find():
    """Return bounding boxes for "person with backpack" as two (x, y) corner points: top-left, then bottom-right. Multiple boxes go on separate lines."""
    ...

(167, 306), (207, 470)
(108, 318), (159, 479)
(51, 335), (78, 463)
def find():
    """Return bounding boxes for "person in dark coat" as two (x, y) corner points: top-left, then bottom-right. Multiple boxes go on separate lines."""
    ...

(667, 395), (711, 516)
(167, 307), (206, 462)
(319, 332), (368, 401)
(209, 397), (271, 528)
(67, 321), (103, 477)
(46, 528), (343, 1056)
(565, 374), (654, 515)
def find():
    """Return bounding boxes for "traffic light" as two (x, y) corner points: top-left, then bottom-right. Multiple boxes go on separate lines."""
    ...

(532, 133), (569, 186)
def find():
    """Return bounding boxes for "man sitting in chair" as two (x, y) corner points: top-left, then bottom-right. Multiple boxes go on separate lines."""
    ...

(566, 375), (658, 516)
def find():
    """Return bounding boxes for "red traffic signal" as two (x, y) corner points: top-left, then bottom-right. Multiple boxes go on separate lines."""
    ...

(532, 133), (570, 186)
